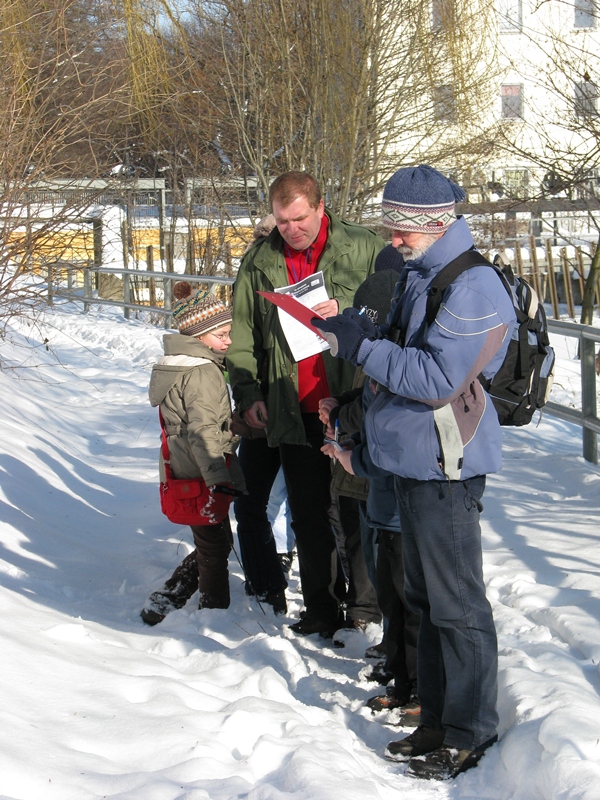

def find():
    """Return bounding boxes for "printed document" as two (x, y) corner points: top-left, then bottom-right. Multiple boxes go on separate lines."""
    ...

(273, 271), (330, 362)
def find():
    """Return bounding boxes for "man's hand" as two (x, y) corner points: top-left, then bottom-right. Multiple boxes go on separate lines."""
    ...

(243, 400), (268, 429)
(312, 308), (380, 363)
(318, 396), (340, 426)
(312, 298), (339, 319)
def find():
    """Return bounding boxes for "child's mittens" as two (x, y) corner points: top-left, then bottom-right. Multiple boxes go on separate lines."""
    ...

(201, 482), (235, 524)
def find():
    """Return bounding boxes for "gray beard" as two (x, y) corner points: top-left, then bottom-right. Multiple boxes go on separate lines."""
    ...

(395, 233), (440, 261)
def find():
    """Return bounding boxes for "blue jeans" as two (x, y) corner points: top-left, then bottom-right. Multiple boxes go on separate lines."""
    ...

(394, 475), (498, 750)
(267, 466), (295, 553)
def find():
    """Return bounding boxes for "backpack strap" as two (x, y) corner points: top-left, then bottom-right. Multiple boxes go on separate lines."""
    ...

(426, 248), (513, 327)
(158, 407), (176, 481)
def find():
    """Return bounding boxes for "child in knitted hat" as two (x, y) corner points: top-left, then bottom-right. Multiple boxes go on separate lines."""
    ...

(141, 282), (246, 625)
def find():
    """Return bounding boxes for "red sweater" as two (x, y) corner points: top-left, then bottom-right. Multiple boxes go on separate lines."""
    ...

(284, 215), (330, 412)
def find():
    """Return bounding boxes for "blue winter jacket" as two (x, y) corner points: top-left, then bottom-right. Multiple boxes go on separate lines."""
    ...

(357, 216), (516, 481)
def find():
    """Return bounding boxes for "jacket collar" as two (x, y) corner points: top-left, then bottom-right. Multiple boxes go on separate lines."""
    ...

(252, 209), (356, 279)
(163, 333), (225, 366)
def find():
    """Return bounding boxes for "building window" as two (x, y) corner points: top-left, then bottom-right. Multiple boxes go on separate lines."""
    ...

(574, 81), (598, 116)
(574, 0), (598, 28)
(434, 85), (456, 122)
(501, 84), (523, 119)
(498, 0), (522, 32)
(432, 0), (453, 30)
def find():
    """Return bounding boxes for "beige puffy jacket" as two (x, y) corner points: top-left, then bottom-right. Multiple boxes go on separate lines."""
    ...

(148, 333), (245, 491)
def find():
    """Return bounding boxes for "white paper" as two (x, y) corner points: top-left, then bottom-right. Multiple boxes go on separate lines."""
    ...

(275, 271), (331, 362)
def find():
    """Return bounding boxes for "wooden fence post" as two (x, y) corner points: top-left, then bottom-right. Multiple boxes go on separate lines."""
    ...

(47, 261), (53, 307)
(545, 241), (559, 319)
(561, 248), (576, 319)
(123, 271), (131, 320)
(514, 241), (523, 278)
(529, 235), (542, 299)
(93, 218), (103, 273)
(147, 245), (156, 307)
(83, 266), (92, 313)
(575, 247), (586, 305)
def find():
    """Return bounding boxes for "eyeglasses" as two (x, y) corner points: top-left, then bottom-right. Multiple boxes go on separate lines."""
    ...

(207, 330), (232, 342)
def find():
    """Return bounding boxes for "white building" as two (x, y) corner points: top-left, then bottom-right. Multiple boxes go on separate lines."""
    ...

(469, 0), (600, 201)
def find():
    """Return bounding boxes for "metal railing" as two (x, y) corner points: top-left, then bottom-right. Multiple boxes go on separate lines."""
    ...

(45, 264), (599, 463)
(47, 263), (235, 328)
(545, 319), (600, 464)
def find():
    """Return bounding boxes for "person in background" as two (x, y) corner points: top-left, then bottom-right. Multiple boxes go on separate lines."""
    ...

(141, 284), (245, 625)
(314, 164), (516, 780)
(318, 270), (400, 634)
(373, 242), (404, 274)
(320, 269), (419, 704)
(227, 171), (384, 637)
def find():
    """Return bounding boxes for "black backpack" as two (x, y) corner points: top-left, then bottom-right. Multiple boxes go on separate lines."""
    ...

(426, 250), (555, 426)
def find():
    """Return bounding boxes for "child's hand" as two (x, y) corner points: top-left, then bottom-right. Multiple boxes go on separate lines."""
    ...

(201, 483), (234, 524)
(320, 442), (355, 475)
(318, 397), (339, 425)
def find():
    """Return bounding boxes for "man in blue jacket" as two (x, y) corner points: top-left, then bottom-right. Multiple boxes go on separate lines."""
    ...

(314, 165), (516, 781)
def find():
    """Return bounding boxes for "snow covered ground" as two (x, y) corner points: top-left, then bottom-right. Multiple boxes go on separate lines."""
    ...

(1, 300), (600, 800)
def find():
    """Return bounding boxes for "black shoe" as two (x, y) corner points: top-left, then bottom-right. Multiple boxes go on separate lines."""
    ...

(385, 725), (445, 762)
(367, 694), (420, 714)
(266, 590), (287, 616)
(290, 613), (342, 638)
(365, 641), (386, 659)
(406, 735), (498, 780)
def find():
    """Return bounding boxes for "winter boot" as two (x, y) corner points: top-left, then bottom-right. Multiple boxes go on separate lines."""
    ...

(265, 590), (287, 616)
(406, 735), (498, 780)
(385, 725), (445, 762)
(365, 640), (386, 659)
(141, 550), (199, 625)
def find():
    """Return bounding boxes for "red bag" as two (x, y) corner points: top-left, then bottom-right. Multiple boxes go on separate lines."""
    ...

(158, 409), (227, 526)
(159, 475), (213, 526)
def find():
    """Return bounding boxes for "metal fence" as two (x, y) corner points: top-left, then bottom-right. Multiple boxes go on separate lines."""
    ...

(45, 264), (600, 464)
(47, 263), (234, 327)
(546, 319), (600, 464)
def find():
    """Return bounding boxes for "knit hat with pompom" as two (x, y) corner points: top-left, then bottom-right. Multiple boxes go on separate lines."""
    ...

(171, 282), (232, 337)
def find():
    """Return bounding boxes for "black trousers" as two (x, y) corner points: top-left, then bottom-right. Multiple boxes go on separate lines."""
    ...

(330, 494), (381, 624)
(233, 437), (287, 597)
(279, 413), (345, 623)
(192, 518), (233, 608)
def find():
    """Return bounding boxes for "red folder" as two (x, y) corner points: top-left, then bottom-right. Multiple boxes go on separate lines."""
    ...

(257, 291), (326, 338)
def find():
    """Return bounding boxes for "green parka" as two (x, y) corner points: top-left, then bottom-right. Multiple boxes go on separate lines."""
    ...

(148, 333), (245, 491)
(227, 209), (385, 447)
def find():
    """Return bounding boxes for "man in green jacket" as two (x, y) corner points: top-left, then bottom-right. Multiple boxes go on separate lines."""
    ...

(227, 171), (384, 635)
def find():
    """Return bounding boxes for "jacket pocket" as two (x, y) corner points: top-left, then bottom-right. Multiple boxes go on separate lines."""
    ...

(434, 380), (486, 480)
